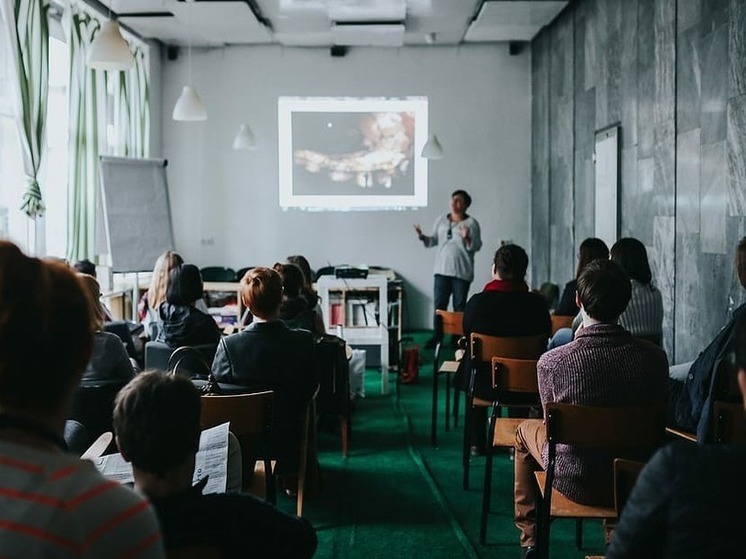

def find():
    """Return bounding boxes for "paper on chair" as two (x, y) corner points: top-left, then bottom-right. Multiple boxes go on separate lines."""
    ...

(92, 422), (230, 494)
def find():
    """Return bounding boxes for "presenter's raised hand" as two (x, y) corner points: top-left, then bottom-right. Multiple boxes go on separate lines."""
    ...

(460, 225), (470, 239)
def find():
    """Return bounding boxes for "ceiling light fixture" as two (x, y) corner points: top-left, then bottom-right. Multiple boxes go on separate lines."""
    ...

(421, 134), (444, 159)
(173, 0), (207, 121)
(233, 124), (256, 150)
(87, 2), (134, 71)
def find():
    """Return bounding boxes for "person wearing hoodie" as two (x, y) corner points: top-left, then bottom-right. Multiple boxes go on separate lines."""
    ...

(157, 264), (221, 348)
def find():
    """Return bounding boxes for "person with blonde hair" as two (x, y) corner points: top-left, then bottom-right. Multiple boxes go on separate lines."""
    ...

(212, 267), (319, 473)
(0, 242), (163, 558)
(78, 274), (137, 386)
(139, 250), (184, 339)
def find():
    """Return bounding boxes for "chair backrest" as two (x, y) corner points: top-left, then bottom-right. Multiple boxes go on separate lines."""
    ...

(550, 315), (574, 335)
(103, 320), (137, 359)
(491, 357), (539, 395)
(201, 391), (274, 489)
(168, 344), (218, 379)
(613, 458), (645, 514)
(315, 335), (350, 418)
(200, 266), (237, 282)
(436, 310), (464, 337)
(144, 341), (173, 371)
(69, 381), (128, 439)
(471, 333), (547, 364)
(545, 403), (665, 449)
(235, 267), (255, 281)
(712, 401), (746, 444)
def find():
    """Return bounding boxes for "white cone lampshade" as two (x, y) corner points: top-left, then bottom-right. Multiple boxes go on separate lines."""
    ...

(172, 85), (207, 121)
(87, 20), (134, 71)
(233, 124), (256, 150)
(421, 134), (444, 159)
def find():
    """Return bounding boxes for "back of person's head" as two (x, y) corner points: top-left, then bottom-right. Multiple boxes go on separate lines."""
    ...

(737, 236), (746, 289)
(166, 264), (204, 306)
(0, 242), (93, 413)
(576, 259), (632, 322)
(147, 250), (184, 310)
(493, 244), (529, 281)
(576, 238), (610, 279)
(539, 282), (560, 310)
(74, 259), (96, 277)
(274, 262), (304, 299)
(241, 267), (283, 320)
(451, 189), (472, 209)
(610, 238), (652, 285)
(113, 372), (200, 478)
(78, 273), (106, 331)
(287, 255), (314, 290)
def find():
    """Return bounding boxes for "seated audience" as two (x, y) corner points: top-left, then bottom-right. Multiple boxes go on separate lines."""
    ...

(457, 244), (551, 454)
(274, 262), (325, 335)
(607, 311), (746, 559)
(287, 254), (321, 311)
(78, 273), (137, 385)
(140, 250), (184, 339)
(212, 267), (319, 473)
(669, 236), (746, 440)
(113, 372), (318, 558)
(514, 259), (668, 559)
(73, 258), (96, 277)
(0, 241), (162, 557)
(555, 237), (609, 316)
(610, 237), (663, 342)
(157, 264), (221, 348)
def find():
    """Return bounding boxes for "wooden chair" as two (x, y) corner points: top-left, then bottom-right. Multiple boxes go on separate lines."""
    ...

(480, 356), (540, 544)
(200, 391), (275, 503)
(550, 315), (573, 335)
(431, 310), (464, 446)
(712, 401), (746, 443)
(463, 333), (546, 489)
(534, 403), (665, 559)
(613, 458), (645, 515)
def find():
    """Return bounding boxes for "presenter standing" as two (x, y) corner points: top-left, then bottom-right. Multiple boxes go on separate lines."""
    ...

(415, 189), (482, 347)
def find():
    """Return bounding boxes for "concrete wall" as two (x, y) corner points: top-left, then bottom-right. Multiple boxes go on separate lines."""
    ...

(160, 44), (531, 329)
(531, 0), (746, 362)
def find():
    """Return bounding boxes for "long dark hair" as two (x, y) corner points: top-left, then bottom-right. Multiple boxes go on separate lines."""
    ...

(575, 238), (610, 279)
(610, 238), (652, 285)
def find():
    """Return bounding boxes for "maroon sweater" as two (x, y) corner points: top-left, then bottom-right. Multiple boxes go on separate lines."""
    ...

(537, 323), (668, 505)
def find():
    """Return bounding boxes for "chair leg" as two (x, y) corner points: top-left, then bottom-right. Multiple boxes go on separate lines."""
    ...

(480, 410), (498, 544)
(431, 369), (439, 446)
(445, 373), (451, 431)
(340, 416), (349, 458)
(462, 403), (471, 490)
(575, 519), (583, 549)
(453, 386), (461, 428)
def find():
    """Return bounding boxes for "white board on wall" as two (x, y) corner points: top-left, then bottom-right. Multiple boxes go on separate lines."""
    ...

(594, 125), (620, 248)
(99, 157), (174, 272)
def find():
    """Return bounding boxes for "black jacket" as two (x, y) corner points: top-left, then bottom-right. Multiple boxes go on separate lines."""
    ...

(211, 321), (319, 471)
(607, 441), (746, 559)
(555, 279), (579, 317)
(458, 289), (551, 398)
(157, 303), (221, 348)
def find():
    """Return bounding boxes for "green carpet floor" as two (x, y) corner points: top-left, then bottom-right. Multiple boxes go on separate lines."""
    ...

(290, 332), (607, 558)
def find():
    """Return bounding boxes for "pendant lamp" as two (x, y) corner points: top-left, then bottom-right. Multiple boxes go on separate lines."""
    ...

(233, 124), (256, 150)
(173, 0), (207, 121)
(421, 134), (444, 159)
(87, 15), (134, 71)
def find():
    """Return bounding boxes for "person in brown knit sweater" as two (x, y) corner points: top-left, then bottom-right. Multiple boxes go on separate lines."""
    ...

(514, 259), (668, 559)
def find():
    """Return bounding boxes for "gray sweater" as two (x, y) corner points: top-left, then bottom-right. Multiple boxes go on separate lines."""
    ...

(421, 213), (482, 282)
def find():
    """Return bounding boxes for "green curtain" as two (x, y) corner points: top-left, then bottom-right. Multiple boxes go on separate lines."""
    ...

(0, 0), (49, 219)
(65, 10), (106, 262)
(111, 47), (150, 157)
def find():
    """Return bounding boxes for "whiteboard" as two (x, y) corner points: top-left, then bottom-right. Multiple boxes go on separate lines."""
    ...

(594, 126), (620, 248)
(99, 157), (175, 272)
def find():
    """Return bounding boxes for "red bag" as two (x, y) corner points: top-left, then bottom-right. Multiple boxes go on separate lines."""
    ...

(400, 347), (420, 384)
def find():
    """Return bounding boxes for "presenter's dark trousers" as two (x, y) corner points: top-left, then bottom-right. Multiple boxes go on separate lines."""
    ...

(433, 274), (470, 337)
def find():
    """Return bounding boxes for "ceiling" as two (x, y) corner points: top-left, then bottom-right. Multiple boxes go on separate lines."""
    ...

(98, 0), (567, 49)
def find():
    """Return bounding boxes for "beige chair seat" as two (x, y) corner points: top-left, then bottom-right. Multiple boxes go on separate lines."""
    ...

(535, 472), (617, 519)
(492, 418), (525, 447)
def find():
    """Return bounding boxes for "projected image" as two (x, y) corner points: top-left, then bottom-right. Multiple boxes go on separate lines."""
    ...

(279, 97), (428, 210)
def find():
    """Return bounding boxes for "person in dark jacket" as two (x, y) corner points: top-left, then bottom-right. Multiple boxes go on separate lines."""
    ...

(554, 237), (609, 317)
(212, 267), (319, 473)
(457, 244), (551, 453)
(668, 236), (746, 441)
(157, 264), (220, 348)
(274, 262), (324, 335)
(114, 372), (317, 558)
(607, 311), (746, 559)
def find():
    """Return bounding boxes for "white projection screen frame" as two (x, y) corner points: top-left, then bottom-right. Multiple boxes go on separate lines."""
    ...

(594, 125), (620, 248)
(278, 96), (429, 210)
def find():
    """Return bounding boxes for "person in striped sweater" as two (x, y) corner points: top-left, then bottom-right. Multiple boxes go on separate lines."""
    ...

(0, 241), (163, 559)
(513, 259), (668, 559)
